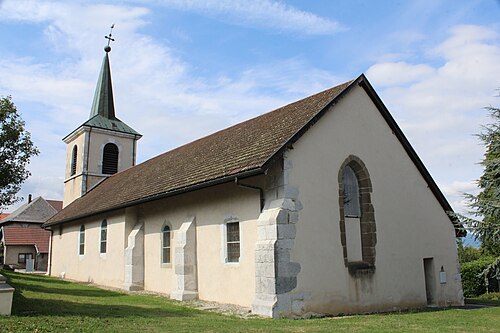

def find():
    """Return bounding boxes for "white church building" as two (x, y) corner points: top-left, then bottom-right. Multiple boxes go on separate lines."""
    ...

(44, 44), (465, 318)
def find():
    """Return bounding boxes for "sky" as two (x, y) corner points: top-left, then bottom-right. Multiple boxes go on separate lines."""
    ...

(0, 0), (499, 243)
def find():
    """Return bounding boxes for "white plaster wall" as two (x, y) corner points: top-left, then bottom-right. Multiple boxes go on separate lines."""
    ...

(86, 131), (135, 175)
(142, 183), (260, 307)
(50, 211), (127, 289)
(63, 132), (86, 207)
(53, 181), (261, 307)
(287, 85), (462, 314)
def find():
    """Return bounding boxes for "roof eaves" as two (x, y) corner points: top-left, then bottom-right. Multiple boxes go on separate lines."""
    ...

(43, 167), (264, 227)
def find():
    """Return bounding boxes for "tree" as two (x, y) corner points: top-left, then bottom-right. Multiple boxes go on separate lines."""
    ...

(0, 96), (39, 210)
(463, 105), (500, 256)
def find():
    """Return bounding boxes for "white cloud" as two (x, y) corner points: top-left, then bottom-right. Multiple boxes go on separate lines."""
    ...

(366, 24), (500, 214)
(150, 0), (346, 35)
(367, 62), (435, 87)
(0, 1), (346, 211)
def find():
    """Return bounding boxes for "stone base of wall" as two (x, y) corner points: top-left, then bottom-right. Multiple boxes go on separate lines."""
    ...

(171, 290), (199, 301)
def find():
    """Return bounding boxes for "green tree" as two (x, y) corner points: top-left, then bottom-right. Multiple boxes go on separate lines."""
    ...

(0, 96), (39, 210)
(463, 105), (500, 256)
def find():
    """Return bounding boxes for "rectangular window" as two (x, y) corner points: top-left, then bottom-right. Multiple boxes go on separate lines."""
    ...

(18, 253), (33, 264)
(100, 231), (107, 253)
(79, 225), (85, 255)
(226, 222), (240, 263)
(162, 226), (171, 264)
(100, 221), (107, 254)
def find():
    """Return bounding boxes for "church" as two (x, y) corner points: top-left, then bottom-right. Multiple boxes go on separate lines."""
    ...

(44, 43), (465, 318)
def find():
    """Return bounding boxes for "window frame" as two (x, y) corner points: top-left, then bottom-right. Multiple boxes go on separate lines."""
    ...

(100, 220), (107, 254)
(70, 145), (78, 176)
(79, 225), (85, 256)
(222, 217), (241, 264)
(161, 224), (171, 265)
(18, 253), (33, 264)
(338, 155), (377, 273)
(102, 143), (119, 175)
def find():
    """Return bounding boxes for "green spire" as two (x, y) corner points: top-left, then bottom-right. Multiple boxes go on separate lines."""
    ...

(90, 52), (115, 119)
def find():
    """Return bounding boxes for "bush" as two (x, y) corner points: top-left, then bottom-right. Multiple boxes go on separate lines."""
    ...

(478, 292), (500, 301)
(458, 244), (483, 263)
(461, 256), (496, 297)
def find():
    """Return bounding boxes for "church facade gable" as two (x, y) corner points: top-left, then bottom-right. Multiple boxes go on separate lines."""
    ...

(279, 83), (463, 315)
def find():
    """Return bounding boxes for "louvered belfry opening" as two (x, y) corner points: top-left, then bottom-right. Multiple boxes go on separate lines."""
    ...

(102, 143), (119, 175)
(71, 145), (78, 176)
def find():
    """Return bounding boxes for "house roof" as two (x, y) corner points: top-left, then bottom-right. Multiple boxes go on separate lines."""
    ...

(46, 200), (63, 212)
(1, 197), (59, 225)
(63, 51), (141, 140)
(2, 226), (50, 253)
(45, 74), (463, 236)
(0, 213), (9, 221)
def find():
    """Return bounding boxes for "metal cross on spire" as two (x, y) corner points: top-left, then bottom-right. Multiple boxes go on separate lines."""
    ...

(104, 24), (115, 52)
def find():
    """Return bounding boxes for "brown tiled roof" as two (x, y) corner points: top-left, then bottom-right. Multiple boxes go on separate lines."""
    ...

(46, 79), (354, 225)
(46, 200), (63, 212)
(2, 226), (51, 253)
(0, 213), (9, 221)
(45, 75), (463, 236)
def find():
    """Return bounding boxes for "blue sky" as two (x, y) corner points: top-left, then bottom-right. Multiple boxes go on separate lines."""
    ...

(0, 1), (499, 243)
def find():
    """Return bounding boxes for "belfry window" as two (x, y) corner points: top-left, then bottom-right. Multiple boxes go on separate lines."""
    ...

(70, 145), (78, 176)
(102, 143), (119, 174)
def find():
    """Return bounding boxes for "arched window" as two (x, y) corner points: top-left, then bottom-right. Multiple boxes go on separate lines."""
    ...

(338, 156), (376, 272)
(70, 145), (78, 176)
(161, 225), (171, 264)
(100, 220), (107, 254)
(342, 166), (360, 218)
(79, 225), (85, 255)
(102, 143), (119, 175)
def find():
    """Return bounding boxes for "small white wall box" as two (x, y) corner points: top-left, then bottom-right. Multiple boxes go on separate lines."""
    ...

(439, 266), (447, 284)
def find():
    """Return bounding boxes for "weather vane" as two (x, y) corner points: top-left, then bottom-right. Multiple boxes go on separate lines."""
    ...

(104, 24), (115, 52)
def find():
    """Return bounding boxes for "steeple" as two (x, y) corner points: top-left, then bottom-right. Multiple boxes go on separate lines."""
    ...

(89, 51), (115, 119)
(62, 25), (142, 208)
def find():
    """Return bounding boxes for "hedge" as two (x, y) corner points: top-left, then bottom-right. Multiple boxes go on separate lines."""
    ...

(461, 256), (497, 297)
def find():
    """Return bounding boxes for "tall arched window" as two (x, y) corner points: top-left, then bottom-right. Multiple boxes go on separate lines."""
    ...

(70, 145), (78, 176)
(79, 225), (85, 255)
(338, 156), (376, 273)
(161, 225), (171, 264)
(100, 220), (107, 254)
(342, 166), (360, 218)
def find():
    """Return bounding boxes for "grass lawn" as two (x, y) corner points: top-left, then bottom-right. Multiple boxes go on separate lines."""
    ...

(1, 270), (499, 333)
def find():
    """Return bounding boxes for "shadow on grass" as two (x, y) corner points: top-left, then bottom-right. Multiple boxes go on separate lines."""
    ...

(2, 271), (122, 298)
(14, 283), (123, 297)
(2, 269), (204, 319)
(12, 292), (198, 318)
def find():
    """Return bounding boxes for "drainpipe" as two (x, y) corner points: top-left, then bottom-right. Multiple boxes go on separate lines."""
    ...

(47, 228), (53, 276)
(132, 134), (138, 166)
(235, 177), (265, 211)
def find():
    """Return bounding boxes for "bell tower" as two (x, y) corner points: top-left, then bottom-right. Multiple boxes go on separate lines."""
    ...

(63, 29), (142, 207)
